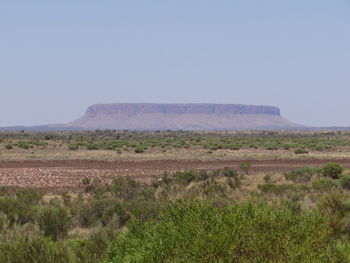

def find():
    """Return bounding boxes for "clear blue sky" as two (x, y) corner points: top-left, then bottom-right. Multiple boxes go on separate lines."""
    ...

(0, 1), (349, 127)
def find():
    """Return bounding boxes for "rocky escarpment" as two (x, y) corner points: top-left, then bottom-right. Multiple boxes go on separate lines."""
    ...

(84, 104), (281, 116)
(67, 103), (301, 130)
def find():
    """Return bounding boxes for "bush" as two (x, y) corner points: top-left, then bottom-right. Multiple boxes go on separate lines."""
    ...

(258, 183), (294, 195)
(340, 175), (350, 190)
(0, 189), (43, 225)
(0, 226), (75, 263)
(312, 178), (338, 192)
(322, 163), (344, 179)
(5, 144), (13, 150)
(220, 167), (239, 178)
(85, 143), (98, 150)
(111, 176), (144, 201)
(263, 174), (271, 183)
(174, 170), (196, 185)
(68, 144), (79, 150)
(107, 201), (343, 262)
(17, 141), (29, 149)
(239, 162), (251, 175)
(228, 144), (240, 151)
(36, 202), (70, 240)
(294, 149), (309, 154)
(134, 146), (144, 153)
(284, 166), (319, 183)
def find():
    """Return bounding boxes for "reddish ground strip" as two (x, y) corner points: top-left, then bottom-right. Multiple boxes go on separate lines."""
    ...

(0, 159), (350, 191)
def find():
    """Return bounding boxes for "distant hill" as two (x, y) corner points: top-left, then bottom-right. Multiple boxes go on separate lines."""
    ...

(62, 103), (302, 130)
(4, 103), (350, 131)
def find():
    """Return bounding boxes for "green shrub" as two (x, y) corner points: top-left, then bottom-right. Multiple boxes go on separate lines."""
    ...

(107, 201), (343, 262)
(239, 162), (252, 175)
(266, 144), (279, 150)
(294, 149), (309, 154)
(85, 143), (98, 150)
(0, 226), (75, 263)
(312, 178), (338, 192)
(339, 175), (350, 190)
(67, 225), (114, 262)
(0, 189), (43, 225)
(263, 174), (271, 183)
(174, 170), (196, 185)
(111, 176), (137, 198)
(5, 144), (13, 150)
(134, 146), (145, 153)
(68, 144), (79, 150)
(322, 163), (344, 179)
(228, 144), (240, 151)
(77, 198), (130, 227)
(283, 144), (291, 150)
(17, 141), (29, 149)
(220, 167), (239, 178)
(284, 166), (319, 183)
(36, 202), (70, 240)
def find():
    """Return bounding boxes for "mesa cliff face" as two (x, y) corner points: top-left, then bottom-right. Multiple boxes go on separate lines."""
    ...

(67, 103), (301, 130)
(84, 103), (281, 116)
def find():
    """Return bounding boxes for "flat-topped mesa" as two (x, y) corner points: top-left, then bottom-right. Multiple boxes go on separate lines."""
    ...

(67, 103), (299, 130)
(85, 103), (281, 117)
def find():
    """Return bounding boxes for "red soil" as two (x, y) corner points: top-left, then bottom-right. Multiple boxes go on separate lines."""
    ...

(1, 159), (349, 192)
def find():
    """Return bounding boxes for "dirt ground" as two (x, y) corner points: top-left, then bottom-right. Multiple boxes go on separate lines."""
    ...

(1, 159), (350, 192)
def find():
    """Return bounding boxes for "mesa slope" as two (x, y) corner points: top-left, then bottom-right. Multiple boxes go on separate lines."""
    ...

(67, 103), (301, 130)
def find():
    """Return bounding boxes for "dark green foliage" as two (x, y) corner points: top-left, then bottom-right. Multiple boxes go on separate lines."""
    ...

(263, 174), (271, 183)
(111, 176), (140, 200)
(294, 149), (309, 154)
(5, 144), (13, 150)
(1, 164), (350, 261)
(68, 144), (79, 150)
(67, 226), (117, 263)
(228, 144), (240, 150)
(239, 161), (252, 175)
(220, 167), (239, 178)
(0, 189), (43, 225)
(0, 226), (75, 263)
(258, 183), (309, 195)
(36, 201), (70, 240)
(313, 178), (338, 192)
(322, 163), (345, 179)
(174, 170), (197, 185)
(318, 192), (350, 237)
(85, 143), (98, 150)
(134, 146), (145, 153)
(284, 166), (320, 183)
(3, 130), (350, 153)
(107, 201), (343, 262)
(340, 175), (350, 190)
(16, 141), (30, 149)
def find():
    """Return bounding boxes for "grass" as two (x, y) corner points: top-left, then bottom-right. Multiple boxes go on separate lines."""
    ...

(2, 130), (350, 261)
(1, 130), (350, 161)
(0, 164), (350, 261)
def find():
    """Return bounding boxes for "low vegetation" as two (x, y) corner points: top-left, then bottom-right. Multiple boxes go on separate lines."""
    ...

(1, 130), (350, 160)
(1, 163), (350, 262)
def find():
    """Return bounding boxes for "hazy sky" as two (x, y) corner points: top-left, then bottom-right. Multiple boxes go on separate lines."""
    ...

(0, 1), (349, 127)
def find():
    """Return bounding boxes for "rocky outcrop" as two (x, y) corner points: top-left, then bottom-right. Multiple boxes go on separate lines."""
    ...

(66, 103), (301, 130)
(84, 103), (281, 116)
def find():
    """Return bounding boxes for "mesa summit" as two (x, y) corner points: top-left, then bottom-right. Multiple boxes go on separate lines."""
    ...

(64, 103), (301, 130)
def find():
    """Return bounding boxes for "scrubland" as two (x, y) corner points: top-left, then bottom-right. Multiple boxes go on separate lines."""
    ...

(1, 130), (350, 262)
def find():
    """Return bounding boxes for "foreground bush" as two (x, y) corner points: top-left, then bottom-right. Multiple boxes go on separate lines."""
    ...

(0, 225), (75, 263)
(340, 175), (350, 190)
(284, 166), (320, 183)
(322, 163), (344, 179)
(313, 178), (338, 192)
(107, 201), (344, 263)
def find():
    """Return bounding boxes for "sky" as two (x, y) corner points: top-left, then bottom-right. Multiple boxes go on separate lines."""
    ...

(0, 0), (349, 127)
